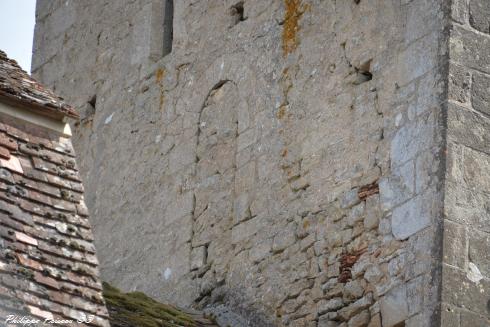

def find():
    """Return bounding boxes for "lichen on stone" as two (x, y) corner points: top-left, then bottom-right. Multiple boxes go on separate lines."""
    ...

(103, 282), (198, 327)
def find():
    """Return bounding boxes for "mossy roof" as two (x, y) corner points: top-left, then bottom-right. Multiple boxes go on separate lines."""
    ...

(103, 282), (219, 327)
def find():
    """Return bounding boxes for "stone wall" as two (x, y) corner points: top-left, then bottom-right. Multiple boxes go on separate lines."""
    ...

(443, 1), (490, 326)
(32, 0), (466, 326)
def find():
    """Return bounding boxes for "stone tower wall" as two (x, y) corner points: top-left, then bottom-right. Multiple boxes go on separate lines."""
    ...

(442, 1), (490, 326)
(31, 0), (489, 326)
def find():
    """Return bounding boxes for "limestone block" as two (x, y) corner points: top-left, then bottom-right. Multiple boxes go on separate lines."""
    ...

(234, 192), (251, 224)
(168, 140), (197, 174)
(379, 160), (415, 212)
(442, 264), (490, 316)
(440, 304), (460, 327)
(364, 195), (380, 230)
(272, 224), (297, 253)
(461, 311), (490, 327)
(469, 0), (490, 34)
(337, 294), (373, 321)
(380, 285), (408, 327)
(405, 312), (430, 327)
(348, 309), (370, 327)
(249, 239), (272, 263)
(343, 280), (364, 301)
(452, 0), (469, 24)
(463, 146), (490, 191)
(318, 298), (344, 315)
(392, 193), (432, 240)
(405, 0), (437, 45)
(165, 192), (194, 225)
(231, 216), (263, 244)
(397, 33), (438, 86)
(390, 113), (434, 167)
(472, 72), (490, 116)
(347, 202), (365, 227)
(415, 150), (439, 194)
(364, 265), (383, 284)
(449, 63), (471, 104)
(450, 25), (490, 74)
(445, 184), (490, 233)
(318, 317), (341, 327)
(237, 128), (256, 152)
(443, 220), (467, 268)
(340, 188), (361, 209)
(367, 313), (382, 327)
(190, 246), (207, 271)
(468, 230), (490, 277)
(406, 276), (424, 316)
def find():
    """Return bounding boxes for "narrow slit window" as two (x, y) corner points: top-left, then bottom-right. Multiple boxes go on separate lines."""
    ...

(163, 0), (174, 56)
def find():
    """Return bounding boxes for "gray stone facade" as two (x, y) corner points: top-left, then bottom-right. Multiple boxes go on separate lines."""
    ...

(32, 0), (489, 326)
(442, 1), (490, 326)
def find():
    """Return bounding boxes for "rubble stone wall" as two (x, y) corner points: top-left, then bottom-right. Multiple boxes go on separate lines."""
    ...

(31, 0), (472, 326)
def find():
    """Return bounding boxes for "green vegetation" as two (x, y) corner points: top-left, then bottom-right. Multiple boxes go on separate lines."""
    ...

(102, 282), (197, 327)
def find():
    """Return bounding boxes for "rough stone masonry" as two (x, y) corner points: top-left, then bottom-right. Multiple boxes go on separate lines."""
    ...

(32, 0), (490, 326)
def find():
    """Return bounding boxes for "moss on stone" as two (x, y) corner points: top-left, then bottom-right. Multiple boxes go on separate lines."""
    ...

(102, 282), (197, 327)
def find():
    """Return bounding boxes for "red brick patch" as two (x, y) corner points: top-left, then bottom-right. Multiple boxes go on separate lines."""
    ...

(358, 181), (379, 201)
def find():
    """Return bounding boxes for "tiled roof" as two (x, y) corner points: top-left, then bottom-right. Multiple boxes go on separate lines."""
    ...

(0, 114), (109, 326)
(0, 50), (78, 120)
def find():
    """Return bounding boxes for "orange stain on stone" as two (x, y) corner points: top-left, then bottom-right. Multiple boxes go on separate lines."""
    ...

(277, 105), (287, 119)
(155, 68), (165, 111)
(282, 0), (309, 56)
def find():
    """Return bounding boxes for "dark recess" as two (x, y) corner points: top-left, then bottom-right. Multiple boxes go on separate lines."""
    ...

(88, 94), (97, 109)
(163, 0), (174, 56)
(230, 1), (246, 26)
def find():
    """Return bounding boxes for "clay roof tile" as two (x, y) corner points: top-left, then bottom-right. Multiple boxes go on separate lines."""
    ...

(0, 50), (78, 120)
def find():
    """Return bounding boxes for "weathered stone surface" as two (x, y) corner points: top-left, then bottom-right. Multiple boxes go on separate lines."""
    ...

(190, 246), (207, 271)
(443, 220), (466, 269)
(442, 264), (490, 317)
(471, 72), (490, 116)
(449, 63), (471, 104)
(444, 10), (490, 325)
(348, 309), (369, 327)
(452, 0), (468, 24)
(469, 230), (490, 277)
(31, 0), (490, 325)
(460, 311), (490, 327)
(450, 25), (490, 74)
(391, 193), (432, 240)
(380, 285), (408, 327)
(440, 303), (460, 327)
(318, 298), (344, 315)
(379, 161), (414, 212)
(469, 0), (490, 34)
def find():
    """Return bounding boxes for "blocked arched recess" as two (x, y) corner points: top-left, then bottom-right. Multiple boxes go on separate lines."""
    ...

(175, 53), (274, 306)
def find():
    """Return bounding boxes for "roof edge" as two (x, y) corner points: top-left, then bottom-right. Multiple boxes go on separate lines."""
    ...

(0, 100), (72, 137)
(0, 93), (79, 121)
